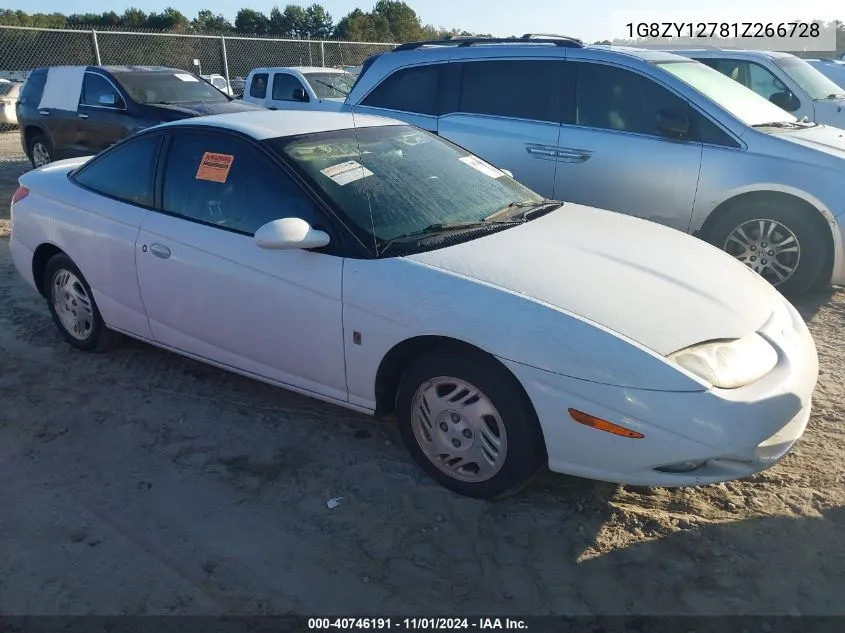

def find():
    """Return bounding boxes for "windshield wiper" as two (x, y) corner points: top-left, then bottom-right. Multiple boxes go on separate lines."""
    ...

(484, 199), (562, 222)
(751, 121), (803, 128)
(311, 78), (350, 97)
(379, 219), (521, 255)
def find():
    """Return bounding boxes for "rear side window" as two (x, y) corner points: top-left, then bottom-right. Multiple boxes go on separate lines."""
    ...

(20, 71), (47, 106)
(249, 73), (268, 99)
(72, 135), (160, 207)
(458, 60), (555, 123)
(362, 64), (441, 115)
(575, 62), (688, 137)
(272, 73), (306, 101)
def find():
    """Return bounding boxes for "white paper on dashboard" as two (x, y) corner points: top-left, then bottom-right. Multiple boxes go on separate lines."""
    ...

(459, 155), (505, 178)
(321, 160), (375, 186)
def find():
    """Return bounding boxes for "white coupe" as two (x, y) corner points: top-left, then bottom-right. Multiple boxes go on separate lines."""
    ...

(9, 111), (819, 498)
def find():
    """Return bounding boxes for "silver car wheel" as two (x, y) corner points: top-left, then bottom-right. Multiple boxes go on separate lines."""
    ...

(51, 269), (94, 341)
(32, 142), (50, 167)
(410, 377), (508, 483)
(724, 218), (800, 285)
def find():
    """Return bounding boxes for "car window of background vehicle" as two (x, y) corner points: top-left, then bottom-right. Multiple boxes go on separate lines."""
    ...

(275, 125), (543, 244)
(575, 62), (687, 135)
(361, 65), (441, 115)
(272, 73), (307, 101)
(81, 73), (124, 108)
(72, 135), (160, 207)
(114, 72), (229, 104)
(458, 60), (555, 122)
(304, 73), (355, 98)
(775, 57), (845, 99)
(162, 131), (320, 235)
(658, 61), (798, 126)
(250, 73), (269, 99)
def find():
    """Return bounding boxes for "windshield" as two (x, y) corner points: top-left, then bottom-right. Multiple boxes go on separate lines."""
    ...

(271, 125), (544, 246)
(0, 82), (15, 97)
(807, 61), (845, 90)
(777, 57), (845, 99)
(658, 60), (797, 126)
(113, 71), (230, 104)
(303, 72), (355, 99)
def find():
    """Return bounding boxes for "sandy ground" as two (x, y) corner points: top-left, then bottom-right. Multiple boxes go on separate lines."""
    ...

(0, 129), (843, 617)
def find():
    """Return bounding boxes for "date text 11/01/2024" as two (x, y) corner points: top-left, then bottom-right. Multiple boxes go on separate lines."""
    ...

(308, 618), (528, 631)
(624, 21), (821, 39)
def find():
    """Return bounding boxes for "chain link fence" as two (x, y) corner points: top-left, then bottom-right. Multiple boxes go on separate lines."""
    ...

(0, 24), (395, 89)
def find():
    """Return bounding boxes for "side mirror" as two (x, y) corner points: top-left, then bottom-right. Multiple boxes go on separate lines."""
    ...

(770, 91), (801, 113)
(293, 88), (309, 102)
(98, 93), (117, 107)
(501, 169), (514, 178)
(656, 109), (690, 138)
(254, 217), (330, 251)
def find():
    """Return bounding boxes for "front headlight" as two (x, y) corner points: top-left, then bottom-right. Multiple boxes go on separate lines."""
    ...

(667, 333), (778, 389)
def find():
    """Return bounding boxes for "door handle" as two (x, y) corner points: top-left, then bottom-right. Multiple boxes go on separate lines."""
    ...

(526, 145), (558, 158)
(149, 243), (171, 259)
(38, 109), (50, 115)
(557, 149), (592, 163)
(78, 113), (89, 119)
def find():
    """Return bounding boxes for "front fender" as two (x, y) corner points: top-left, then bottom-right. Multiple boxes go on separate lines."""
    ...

(342, 257), (704, 409)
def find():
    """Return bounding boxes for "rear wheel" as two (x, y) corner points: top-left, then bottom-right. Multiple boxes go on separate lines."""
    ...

(395, 349), (545, 499)
(44, 253), (118, 352)
(28, 133), (52, 168)
(708, 201), (827, 297)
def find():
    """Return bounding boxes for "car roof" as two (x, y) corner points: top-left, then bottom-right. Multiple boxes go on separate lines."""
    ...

(585, 45), (690, 63)
(154, 110), (403, 140)
(100, 65), (196, 74)
(669, 49), (797, 60)
(251, 66), (349, 74)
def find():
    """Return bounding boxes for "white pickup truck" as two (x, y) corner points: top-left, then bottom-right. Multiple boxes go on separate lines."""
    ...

(240, 66), (355, 111)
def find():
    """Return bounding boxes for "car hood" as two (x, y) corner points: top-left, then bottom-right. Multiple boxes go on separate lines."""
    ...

(772, 121), (845, 159)
(145, 100), (266, 117)
(406, 204), (778, 356)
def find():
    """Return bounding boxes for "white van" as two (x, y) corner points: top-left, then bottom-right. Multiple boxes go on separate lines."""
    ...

(241, 67), (356, 111)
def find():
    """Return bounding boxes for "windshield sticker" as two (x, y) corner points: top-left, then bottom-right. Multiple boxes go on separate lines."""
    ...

(459, 155), (505, 179)
(196, 152), (234, 183)
(320, 160), (374, 186)
(175, 73), (200, 82)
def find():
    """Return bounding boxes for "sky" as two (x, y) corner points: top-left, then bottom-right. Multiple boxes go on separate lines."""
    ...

(2, 0), (843, 43)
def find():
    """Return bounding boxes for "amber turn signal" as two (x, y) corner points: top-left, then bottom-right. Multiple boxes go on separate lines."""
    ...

(568, 408), (645, 439)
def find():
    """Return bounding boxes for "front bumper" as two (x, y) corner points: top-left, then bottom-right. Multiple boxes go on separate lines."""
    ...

(501, 297), (819, 487)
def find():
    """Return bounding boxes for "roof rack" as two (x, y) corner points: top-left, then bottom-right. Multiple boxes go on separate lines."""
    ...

(393, 33), (583, 52)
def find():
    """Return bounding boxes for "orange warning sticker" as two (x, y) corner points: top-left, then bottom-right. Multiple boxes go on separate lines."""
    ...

(196, 152), (234, 183)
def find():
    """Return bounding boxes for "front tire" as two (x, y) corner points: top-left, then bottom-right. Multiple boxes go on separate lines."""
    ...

(44, 253), (118, 352)
(708, 202), (827, 297)
(396, 349), (546, 499)
(28, 132), (53, 168)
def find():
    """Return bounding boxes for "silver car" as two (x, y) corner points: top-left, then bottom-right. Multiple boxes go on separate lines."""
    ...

(664, 49), (845, 127)
(346, 37), (845, 295)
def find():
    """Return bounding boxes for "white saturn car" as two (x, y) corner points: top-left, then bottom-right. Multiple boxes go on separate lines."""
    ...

(8, 111), (819, 498)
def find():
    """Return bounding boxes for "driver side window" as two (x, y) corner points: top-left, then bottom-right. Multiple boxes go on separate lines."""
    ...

(161, 131), (320, 236)
(80, 73), (125, 108)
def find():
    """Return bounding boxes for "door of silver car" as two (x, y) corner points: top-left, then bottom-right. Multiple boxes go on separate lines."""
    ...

(552, 61), (704, 233)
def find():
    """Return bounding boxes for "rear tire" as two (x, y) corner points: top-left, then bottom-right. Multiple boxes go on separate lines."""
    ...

(708, 201), (827, 297)
(395, 348), (546, 499)
(28, 132), (53, 168)
(44, 253), (119, 352)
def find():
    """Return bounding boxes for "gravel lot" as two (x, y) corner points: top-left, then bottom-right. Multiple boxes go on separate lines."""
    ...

(0, 129), (843, 617)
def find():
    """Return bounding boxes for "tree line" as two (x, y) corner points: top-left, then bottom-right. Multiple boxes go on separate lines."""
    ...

(0, 1), (491, 42)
